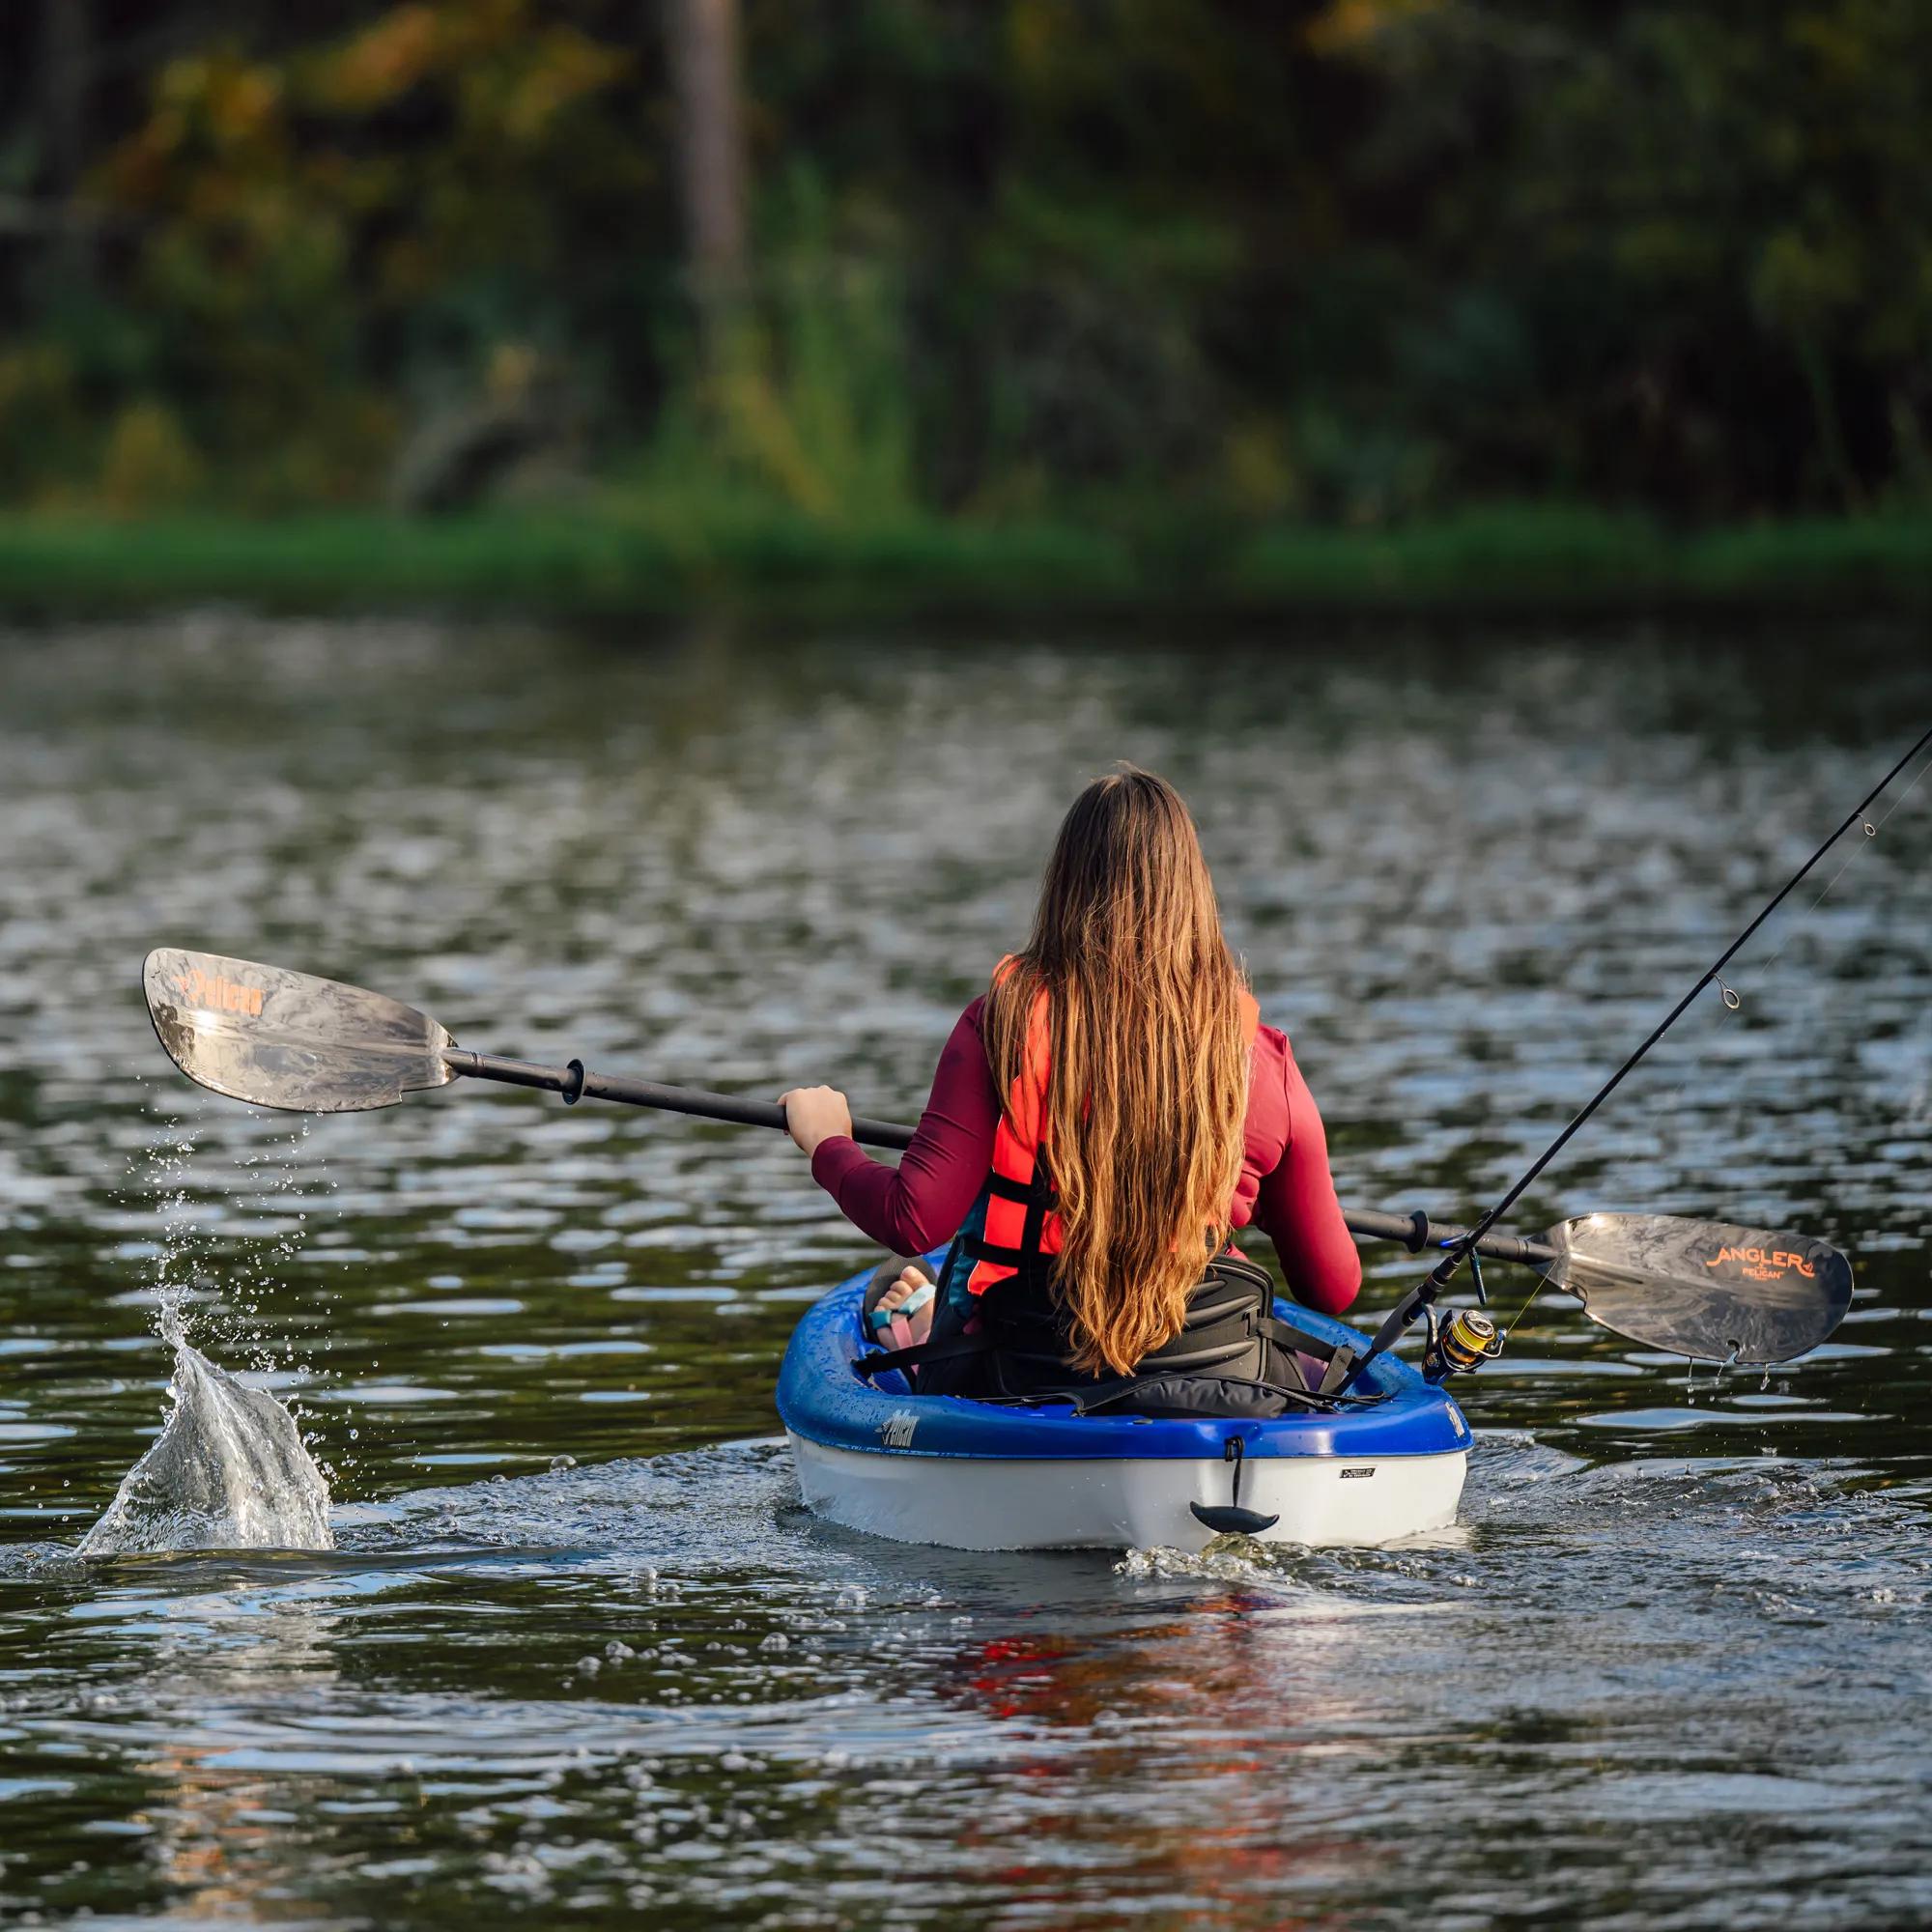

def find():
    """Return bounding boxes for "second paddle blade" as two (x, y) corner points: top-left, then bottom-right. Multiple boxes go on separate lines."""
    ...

(144, 948), (458, 1113)
(1540, 1212), (1853, 1365)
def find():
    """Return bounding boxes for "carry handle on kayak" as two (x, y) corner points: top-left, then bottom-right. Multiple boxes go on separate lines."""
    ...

(1189, 1436), (1281, 1537)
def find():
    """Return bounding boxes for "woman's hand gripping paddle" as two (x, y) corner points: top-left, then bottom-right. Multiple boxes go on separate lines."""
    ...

(142, 948), (1853, 1365)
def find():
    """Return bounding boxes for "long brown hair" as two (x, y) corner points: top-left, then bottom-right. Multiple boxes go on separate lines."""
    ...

(985, 766), (1251, 1377)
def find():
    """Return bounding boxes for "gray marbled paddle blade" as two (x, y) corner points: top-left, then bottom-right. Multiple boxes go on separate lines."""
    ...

(144, 948), (456, 1113)
(1540, 1212), (1853, 1364)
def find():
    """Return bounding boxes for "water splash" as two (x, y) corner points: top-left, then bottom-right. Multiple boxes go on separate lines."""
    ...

(78, 1316), (333, 1555)
(79, 1117), (334, 1556)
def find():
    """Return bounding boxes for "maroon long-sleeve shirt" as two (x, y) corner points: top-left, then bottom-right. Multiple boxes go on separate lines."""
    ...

(810, 997), (1362, 1315)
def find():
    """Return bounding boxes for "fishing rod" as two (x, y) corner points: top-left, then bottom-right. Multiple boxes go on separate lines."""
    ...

(1347, 719), (1932, 1382)
(143, 948), (1855, 1369)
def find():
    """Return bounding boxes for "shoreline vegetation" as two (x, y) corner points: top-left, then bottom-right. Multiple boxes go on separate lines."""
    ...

(2, 504), (1929, 620)
(9, 8), (1932, 628)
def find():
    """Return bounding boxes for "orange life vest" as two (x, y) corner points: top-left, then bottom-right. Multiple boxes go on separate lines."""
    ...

(963, 965), (1261, 1297)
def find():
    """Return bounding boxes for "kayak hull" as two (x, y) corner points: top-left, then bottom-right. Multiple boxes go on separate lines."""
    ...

(787, 1434), (1468, 1551)
(778, 1260), (1470, 1552)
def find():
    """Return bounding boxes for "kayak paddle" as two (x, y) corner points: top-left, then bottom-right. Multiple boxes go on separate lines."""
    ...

(141, 948), (1853, 1365)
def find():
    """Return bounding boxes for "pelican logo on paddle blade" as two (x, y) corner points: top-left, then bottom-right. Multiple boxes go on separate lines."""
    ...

(1540, 1212), (1853, 1364)
(143, 948), (459, 1114)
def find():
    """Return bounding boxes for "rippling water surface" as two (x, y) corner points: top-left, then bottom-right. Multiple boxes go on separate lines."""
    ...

(0, 615), (1928, 1928)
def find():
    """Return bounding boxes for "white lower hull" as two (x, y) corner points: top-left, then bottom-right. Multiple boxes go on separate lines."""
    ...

(787, 1433), (1468, 1551)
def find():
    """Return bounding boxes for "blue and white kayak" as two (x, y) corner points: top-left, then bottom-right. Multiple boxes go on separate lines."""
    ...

(778, 1259), (1471, 1551)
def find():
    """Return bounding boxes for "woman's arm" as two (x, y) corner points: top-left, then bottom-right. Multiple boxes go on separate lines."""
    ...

(785, 999), (1000, 1255)
(1252, 1048), (1362, 1316)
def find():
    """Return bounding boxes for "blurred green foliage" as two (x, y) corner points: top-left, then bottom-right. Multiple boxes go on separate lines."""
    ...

(3, 0), (1930, 528)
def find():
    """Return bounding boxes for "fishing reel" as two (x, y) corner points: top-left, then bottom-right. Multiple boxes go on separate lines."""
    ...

(1422, 1304), (1505, 1382)
(1420, 1250), (1505, 1381)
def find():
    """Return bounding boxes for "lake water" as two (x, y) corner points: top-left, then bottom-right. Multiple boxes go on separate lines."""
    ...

(0, 613), (1928, 1928)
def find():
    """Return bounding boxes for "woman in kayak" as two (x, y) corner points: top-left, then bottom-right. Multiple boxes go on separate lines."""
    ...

(781, 765), (1360, 1413)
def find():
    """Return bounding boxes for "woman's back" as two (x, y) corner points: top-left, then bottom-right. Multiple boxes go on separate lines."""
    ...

(810, 994), (1361, 1319)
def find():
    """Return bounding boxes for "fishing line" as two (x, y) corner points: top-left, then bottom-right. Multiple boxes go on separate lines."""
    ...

(1500, 1271), (1549, 1343)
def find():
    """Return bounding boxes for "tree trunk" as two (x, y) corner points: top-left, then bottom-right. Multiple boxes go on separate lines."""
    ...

(666, 0), (746, 355)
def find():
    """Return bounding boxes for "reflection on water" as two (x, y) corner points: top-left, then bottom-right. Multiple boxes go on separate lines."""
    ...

(0, 614), (1928, 1926)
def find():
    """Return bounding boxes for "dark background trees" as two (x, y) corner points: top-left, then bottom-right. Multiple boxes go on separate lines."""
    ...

(3, 0), (1928, 525)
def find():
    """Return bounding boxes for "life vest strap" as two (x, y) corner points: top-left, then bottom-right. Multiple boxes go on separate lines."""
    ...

(957, 1232), (1033, 1268)
(956, 1234), (1057, 1290)
(983, 1170), (1057, 1208)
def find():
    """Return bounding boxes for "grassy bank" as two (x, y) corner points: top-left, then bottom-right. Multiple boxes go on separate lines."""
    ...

(1, 502), (1928, 619)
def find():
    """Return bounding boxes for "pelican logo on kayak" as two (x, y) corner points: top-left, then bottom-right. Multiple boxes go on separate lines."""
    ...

(1705, 1246), (1815, 1283)
(879, 1411), (919, 1449)
(1339, 1466), (1376, 1480)
(172, 964), (266, 1020)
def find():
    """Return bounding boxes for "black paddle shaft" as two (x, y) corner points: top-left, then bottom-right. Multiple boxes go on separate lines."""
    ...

(442, 1049), (919, 1151)
(442, 1048), (1556, 1266)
